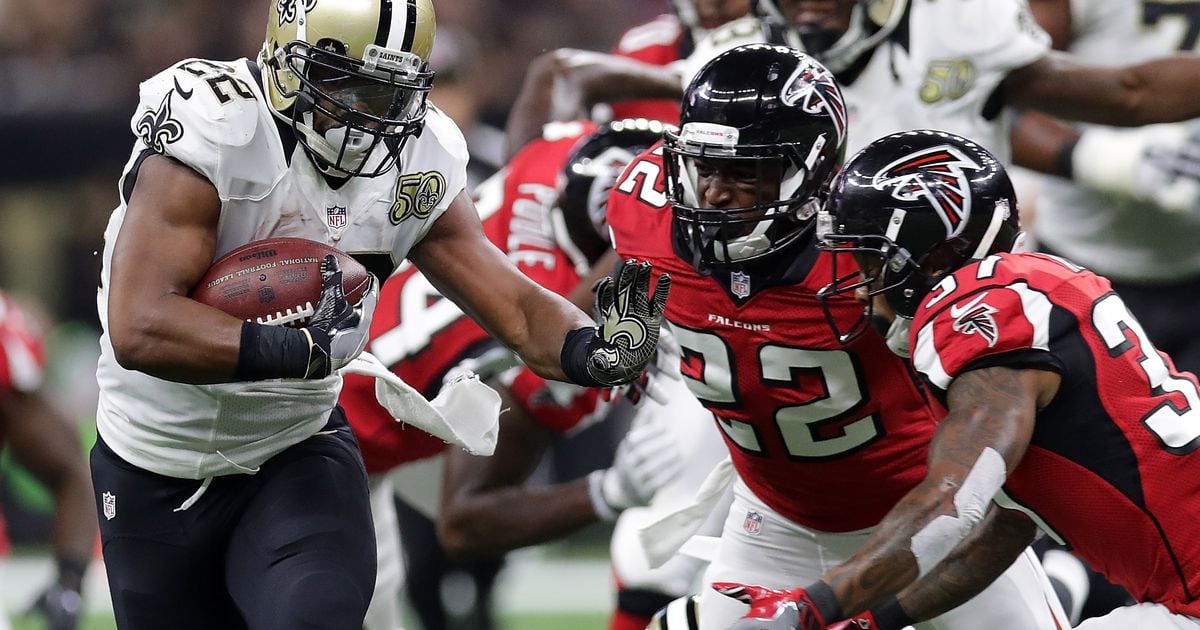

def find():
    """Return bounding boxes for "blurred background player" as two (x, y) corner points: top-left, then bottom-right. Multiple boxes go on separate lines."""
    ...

(605, 45), (1066, 629)
(341, 118), (690, 630)
(511, 0), (1200, 196)
(0, 291), (97, 630)
(721, 128), (1200, 630)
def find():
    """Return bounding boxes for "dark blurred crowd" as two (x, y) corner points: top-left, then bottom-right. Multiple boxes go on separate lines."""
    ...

(0, 0), (667, 324)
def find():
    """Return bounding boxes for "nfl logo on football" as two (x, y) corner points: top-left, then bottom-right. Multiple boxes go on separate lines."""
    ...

(743, 510), (764, 535)
(731, 271), (751, 299)
(326, 205), (347, 229)
(102, 491), (117, 520)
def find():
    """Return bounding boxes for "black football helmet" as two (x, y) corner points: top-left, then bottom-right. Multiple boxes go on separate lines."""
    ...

(665, 44), (847, 271)
(757, 0), (908, 74)
(553, 118), (669, 273)
(816, 129), (1022, 343)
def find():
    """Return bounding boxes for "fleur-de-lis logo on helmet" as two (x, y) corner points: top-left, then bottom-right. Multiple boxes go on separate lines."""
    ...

(277, 0), (319, 27)
(136, 91), (184, 154)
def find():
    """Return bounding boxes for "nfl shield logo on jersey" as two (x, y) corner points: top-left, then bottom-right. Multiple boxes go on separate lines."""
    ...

(102, 491), (117, 520)
(731, 271), (751, 299)
(326, 205), (347, 229)
(743, 510), (764, 535)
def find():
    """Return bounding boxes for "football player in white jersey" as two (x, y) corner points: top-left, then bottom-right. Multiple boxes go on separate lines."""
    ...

(509, 0), (1200, 178)
(90, 1), (669, 628)
(1012, 0), (1200, 377)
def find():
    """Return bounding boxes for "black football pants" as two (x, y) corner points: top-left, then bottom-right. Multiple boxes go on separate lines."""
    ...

(90, 408), (376, 630)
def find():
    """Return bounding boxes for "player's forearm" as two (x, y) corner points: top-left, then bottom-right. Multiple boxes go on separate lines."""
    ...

(1011, 53), (1200, 127)
(108, 293), (244, 382)
(508, 283), (594, 382)
(821, 480), (945, 615)
(438, 478), (598, 556)
(891, 505), (1037, 622)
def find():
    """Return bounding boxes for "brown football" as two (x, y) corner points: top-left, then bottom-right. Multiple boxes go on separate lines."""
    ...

(190, 237), (371, 327)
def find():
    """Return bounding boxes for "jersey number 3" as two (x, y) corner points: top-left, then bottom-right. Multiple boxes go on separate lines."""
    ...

(671, 325), (881, 459)
(1094, 293), (1200, 454)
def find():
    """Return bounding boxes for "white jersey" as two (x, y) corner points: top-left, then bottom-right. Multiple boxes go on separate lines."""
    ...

(96, 57), (468, 479)
(1033, 0), (1200, 281)
(677, 0), (1050, 161)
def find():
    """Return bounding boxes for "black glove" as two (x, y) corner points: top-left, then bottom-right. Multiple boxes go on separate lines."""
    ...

(301, 255), (377, 378)
(564, 259), (670, 387)
(29, 582), (83, 630)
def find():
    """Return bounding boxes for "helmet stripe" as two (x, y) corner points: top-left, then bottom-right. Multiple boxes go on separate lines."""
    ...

(375, 0), (393, 47)
(401, 0), (418, 52)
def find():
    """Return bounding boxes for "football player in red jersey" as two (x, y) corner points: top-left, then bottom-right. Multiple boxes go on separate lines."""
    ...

(719, 129), (1200, 630)
(607, 45), (1067, 629)
(339, 118), (682, 630)
(609, 0), (752, 122)
(0, 292), (97, 630)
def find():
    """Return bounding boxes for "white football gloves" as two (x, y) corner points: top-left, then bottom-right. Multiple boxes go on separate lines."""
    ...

(302, 255), (377, 378)
(587, 410), (684, 521)
(1072, 122), (1200, 215)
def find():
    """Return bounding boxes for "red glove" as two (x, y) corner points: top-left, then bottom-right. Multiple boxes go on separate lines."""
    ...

(828, 612), (881, 630)
(713, 583), (831, 630)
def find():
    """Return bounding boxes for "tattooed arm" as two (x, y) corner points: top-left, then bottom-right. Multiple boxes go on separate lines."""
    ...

(818, 366), (1060, 616)
(888, 504), (1039, 621)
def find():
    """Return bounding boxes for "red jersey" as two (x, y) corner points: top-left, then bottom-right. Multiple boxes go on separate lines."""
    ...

(607, 147), (941, 532)
(341, 123), (598, 473)
(0, 291), (47, 556)
(610, 14), (686, 123)
(911, 252), (1200, 616)
(0, 292), (46, 398)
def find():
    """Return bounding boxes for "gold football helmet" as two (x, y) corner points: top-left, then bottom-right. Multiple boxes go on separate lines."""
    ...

(261, 0), (437, 177)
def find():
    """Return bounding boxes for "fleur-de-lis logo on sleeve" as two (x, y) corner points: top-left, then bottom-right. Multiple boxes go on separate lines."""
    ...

(136, 91), (184, 153)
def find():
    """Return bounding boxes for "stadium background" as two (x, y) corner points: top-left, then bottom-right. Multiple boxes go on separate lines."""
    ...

(0, 0), (672, 627)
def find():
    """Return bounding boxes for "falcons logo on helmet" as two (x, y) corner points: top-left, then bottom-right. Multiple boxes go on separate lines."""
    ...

(781, 58), (848, 145)
(871, 145), (982, 236)
(949, 293), (1000, 347)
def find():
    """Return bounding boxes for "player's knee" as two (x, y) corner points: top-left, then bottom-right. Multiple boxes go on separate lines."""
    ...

(267, 571), (371, 630)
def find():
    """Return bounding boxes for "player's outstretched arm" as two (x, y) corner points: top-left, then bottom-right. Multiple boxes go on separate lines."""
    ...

(411, 192), (669, 386)
(505, 49), (682, 160)
(1007, 51), (1200, 128)
(718, 367), (1056, 629)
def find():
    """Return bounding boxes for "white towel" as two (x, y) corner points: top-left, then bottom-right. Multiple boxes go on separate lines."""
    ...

(344, 351), (502, 456)
(637, 457), (735, 568)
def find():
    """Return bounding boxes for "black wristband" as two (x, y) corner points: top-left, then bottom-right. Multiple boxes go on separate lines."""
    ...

(802, 580), (843, 626)
(560, 326), (602, 387)
(869, 596), (915, 630)
(1052, 135), (1080, 180)
(234, 321), (312, 380)
(55, 555), (89, 593)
